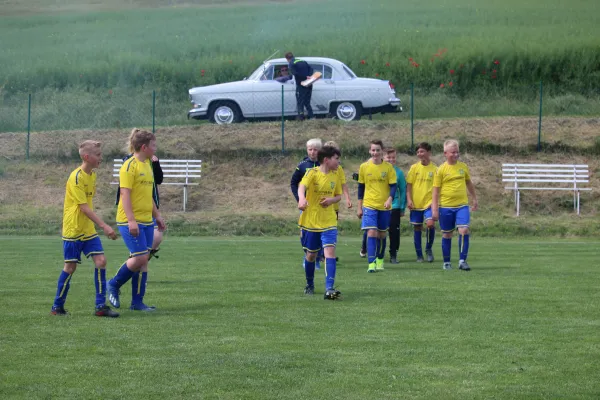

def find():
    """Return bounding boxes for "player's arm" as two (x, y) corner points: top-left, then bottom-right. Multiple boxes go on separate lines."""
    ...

(431, 187), (440, 221)
(152, 202), (166, 231)
(152, 157), (164, 185)
(298, 183), (308, 210)
(290, 166), (304, 202)
(466, 180), (478, 211)
(406, 183), (414, 210)
(78, 204), (117, 240)
(342, 183), (352, 208)
(384, 166), (397, 209)
(120, 188), (139, 236)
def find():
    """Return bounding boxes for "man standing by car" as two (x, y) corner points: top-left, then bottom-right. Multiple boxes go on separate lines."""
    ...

(285, 52), (314, 121)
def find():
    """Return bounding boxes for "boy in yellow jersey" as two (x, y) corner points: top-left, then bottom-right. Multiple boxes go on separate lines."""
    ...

(107, 129), (166, 311)
(298, 145), (343, 300)
(357, 140), (397, 273)
(406, 142), (438, 263)
(51, 140), (119, 317)
(432, 140), (478, 271)
(324, 141), (353, 263)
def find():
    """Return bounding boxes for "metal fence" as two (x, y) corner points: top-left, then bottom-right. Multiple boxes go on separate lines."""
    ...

(1, 82), (599, 159)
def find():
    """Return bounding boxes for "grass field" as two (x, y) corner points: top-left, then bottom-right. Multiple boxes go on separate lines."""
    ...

(1, 236), (599, 399)
(1, 0), (599, 131)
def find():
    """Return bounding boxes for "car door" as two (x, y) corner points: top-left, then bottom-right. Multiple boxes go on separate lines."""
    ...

(308, 63), (335, 115)
(252, 64), (281, 117)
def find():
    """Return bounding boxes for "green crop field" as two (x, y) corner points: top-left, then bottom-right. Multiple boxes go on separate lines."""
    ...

(1, 236), (599, 399)
(1, 0), (599, 131)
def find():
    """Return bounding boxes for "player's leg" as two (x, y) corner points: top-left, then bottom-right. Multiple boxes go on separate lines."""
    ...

(82, 237), (119, 317)
(131, 224), (156, 311)
(302, 230), (319, 295)
(322, 229), (341, 300)
(295, 88), (304, 120)
(107, 225), (150, 308)
(360, 230), (367, 258)
(375, 210), (391, 270)
(410, 210), (424, 262)
(456, 206), (472, 271)
(362, 208), (378, 272)
(439, 208), (456, 270)
(388, 209), (401, 264)
(305, 87), (314, 119)
(424, 208), (436, 263)
(51, 240), (82, 315)
(148, 224), (163, 261)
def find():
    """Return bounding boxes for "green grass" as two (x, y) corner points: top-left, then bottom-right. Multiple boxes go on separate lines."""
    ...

(1, 236), (599, 399)
(1, 0), (600, 131)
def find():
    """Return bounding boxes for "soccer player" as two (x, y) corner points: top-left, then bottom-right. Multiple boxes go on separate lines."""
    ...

(406, 142), (438, 263)
(51, 140), (119, 317)
(383, 148), (406, 264)
(298, 145), (343, 300)
(107, 128), (166, 312)
(115, 151), (164, 308)
(357, 140), (397, 273)
(291, 138), (323, 269)
(431, 139), (478, 271)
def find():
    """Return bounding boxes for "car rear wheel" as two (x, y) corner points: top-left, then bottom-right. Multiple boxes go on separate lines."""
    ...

(209, 101), (242, 124)
(332, 101), (362, 121)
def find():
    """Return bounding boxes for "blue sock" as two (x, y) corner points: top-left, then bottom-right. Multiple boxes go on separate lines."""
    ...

(131, 272), (141, 306)
(367, 237), (377, 263)
(53, 271), (72, 308)
(325, 257), (336, 290)
(426, 228), (435, 250)
(304, 259), (315, 287)
(110, 262), (135, 288)
(414, 230), (423, 257)
(459, 234), (470, 261)
(377, 237), (387, 259)
(95, 268), (106, 307)
(361, 231), (367, 252)
(442, 237), (452, 263)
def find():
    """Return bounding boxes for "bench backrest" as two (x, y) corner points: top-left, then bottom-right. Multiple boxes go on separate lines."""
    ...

(112, 159), (202, 185)
(502, 163), (589, 190)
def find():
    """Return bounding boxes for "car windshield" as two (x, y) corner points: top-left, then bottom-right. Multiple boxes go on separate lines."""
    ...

(248, 63), (271, 81)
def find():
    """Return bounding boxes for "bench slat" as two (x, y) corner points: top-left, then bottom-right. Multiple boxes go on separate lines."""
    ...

(502, 169), (588, 173)
(503, 179), (589, 183)
(502, 174), (589, 178)
(505, 187), (592, 191)
(502, 163), (588, 168)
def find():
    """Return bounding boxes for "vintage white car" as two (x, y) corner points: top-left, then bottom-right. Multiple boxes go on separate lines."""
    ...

(188, 57), (402, 124)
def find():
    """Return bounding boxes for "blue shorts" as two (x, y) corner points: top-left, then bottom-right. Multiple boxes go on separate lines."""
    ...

(410, 208), (433, 225)
(63, 236), (104, 263)
(439, 206), (470, 233)
(118, 223), (155, 257)
(361, 207), (391, 232)
(301, 229), (337, 253)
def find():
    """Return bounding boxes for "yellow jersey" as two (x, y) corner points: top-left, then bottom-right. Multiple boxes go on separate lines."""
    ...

(117, 156), (154, 225)
(62, 168), (97, 241)
(358, 160), (397, 211)
(406, 161), (438, 210)
(298, 168), (342, 232)
(332, 165), (347, 212)
(433, 161), (471, 207)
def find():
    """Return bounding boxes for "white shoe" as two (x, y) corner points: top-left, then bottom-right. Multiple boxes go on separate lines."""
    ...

(443, 262), (452, 270)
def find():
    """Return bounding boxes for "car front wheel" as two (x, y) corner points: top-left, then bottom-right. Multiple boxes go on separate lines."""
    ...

(209, 101), (242, 124)
(332, 101), (362, 121)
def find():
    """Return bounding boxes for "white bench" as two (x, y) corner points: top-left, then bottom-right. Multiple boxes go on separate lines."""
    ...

(502, 163), (591, 216)
(112, 159), (202, 212)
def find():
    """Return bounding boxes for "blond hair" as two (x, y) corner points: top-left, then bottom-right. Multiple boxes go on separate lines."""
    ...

(128, 128), (156, 153)
(79, 140), (101, 158)
(443, 139), (459, 151)
(306, 138), (322, 149)
(323, 140), (339, 150)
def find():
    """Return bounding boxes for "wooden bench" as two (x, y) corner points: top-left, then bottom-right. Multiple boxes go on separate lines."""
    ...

(502, 163), (591, 216)
(112, 159), (202, 212)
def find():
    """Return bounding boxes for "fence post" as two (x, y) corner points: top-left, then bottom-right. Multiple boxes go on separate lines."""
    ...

(537, 80), (543, 152)
(281, 85), (285, 154)
(152, 89), (156, 134)
(410, 83), (414, 153)
(26, 93), (31, 160)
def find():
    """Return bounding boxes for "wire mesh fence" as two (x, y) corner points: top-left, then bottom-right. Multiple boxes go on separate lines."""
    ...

(1, 81), (599, 159)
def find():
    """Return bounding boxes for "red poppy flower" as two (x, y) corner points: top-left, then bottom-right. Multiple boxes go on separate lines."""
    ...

(450, 69), (455, 75)
(409, 57), (413, 61)
(361, 60), (365, 64)
(491, 75), (497, 79)
(492, 69), (497, 74)
(449, 81), (453, 87)
(440, 83), (445, 88)
(493, 60), (500, 65)
(385, 62), (390, 67)
(375, 73), (379, 77)
(482, 69), (487, 75)
(108, 90), (112, 94)
(413, 63), (419, 68)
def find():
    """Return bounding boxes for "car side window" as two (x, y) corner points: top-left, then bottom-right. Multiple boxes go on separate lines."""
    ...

(260, 65), (274, 81)
(308, 63), (323, 76)
(323, 65), (333, 79)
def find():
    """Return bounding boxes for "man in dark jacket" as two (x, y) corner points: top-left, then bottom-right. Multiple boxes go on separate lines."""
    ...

(285, 52), (314, 121)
